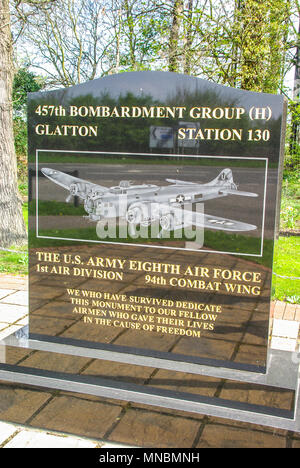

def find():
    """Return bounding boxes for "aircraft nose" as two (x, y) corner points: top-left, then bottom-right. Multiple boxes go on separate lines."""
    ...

(41, 168), (58, 178)
(41, 168), (52, 176)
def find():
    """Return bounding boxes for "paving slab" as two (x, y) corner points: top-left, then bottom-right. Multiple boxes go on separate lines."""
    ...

(108, 408), (201, 448)
(270, 336), (298, 352)
(0, 421), (135, 448)
(101, 441), (138, 448)
(15, 317), (28, 326)
(3, 430), (98, 448)
(0, 290), (16, 300)
(0, 386), (52, 425)
(272, 319), (299, 339)
(195, 421), (286, 448)
(0, 304), (28, 324)
(0, 276), (27, 291)
(0, 291), (28, 307)
(284, 304), (298, 321)
(29, 395), (124, 441)
(273, 301), (287, 319)
(0, 421), (19, 445)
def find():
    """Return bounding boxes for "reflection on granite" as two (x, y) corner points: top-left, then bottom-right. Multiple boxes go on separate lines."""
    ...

(29, 242), (272, 372)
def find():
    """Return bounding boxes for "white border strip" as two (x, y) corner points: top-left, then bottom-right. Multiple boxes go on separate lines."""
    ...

(34, 150), (268, 257)
(260, 158), (268, 256)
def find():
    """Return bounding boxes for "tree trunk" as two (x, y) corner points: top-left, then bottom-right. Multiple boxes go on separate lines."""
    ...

(240, 0), (268, 91)
(230, 0), (241, 88)
(168, 0), (184, 73)
(264, 0), (290, 94)
(289, 17), (300, 163)
(114, 8), (122, 73)
(183, 0), (193, 75)
(0, 0), (27, 247)
(124, 0), (136, 70)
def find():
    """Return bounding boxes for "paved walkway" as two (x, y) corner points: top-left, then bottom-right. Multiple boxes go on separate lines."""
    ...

(0, 274), (299, 448)
(0, 275), (133, 448)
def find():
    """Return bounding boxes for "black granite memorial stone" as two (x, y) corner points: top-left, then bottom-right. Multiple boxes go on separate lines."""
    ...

(26, 71), (285, 373)
(2, 72), (300, 439)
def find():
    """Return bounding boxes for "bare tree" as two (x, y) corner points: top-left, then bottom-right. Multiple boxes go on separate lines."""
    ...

(290, 13), (300, 160)
(12, 0), (164, 84)
(0, 0), (57, 248)
(0, 0), (26, 247)
(168, 0), (184, 72)
(10, 0), (297, 88)
(12, 0), (109, 87)
(183, 0), (193, 74)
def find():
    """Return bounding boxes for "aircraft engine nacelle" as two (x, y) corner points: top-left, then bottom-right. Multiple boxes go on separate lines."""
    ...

(69, 183), (80, 196)
(66, 183), (84, 203)
(84, 195), (103, 221)
(126, 202), (156, 226)
(159, 212), (176, 231)
(159, 208), (187, 232)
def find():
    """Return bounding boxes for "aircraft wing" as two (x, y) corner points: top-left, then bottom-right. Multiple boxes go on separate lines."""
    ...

(166, 178), (197, 185)
(169, 205), (257, 232)
(219, 188), (258, 197)
(41, 168), (108, 198)
(201, 213), (256, 231)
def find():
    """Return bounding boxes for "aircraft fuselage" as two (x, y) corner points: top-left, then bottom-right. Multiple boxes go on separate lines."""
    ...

(84, 182), (227, 221)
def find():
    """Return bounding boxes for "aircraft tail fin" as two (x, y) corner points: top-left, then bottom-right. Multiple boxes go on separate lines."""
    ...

(205, 168), (237, 189)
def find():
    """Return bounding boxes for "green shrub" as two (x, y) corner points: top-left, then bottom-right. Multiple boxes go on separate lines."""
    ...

(13, 117), (27, 183)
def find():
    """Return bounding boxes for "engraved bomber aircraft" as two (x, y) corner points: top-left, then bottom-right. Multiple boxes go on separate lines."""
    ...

(41, 167), (258, 235)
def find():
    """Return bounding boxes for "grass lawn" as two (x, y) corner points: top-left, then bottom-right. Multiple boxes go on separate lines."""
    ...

(0, 245), (28, 275)
(0, 203), (28, 275)
(273, 236), (300, 303)
(280, 172), (300, 231)
(28, 199), (86, 216)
